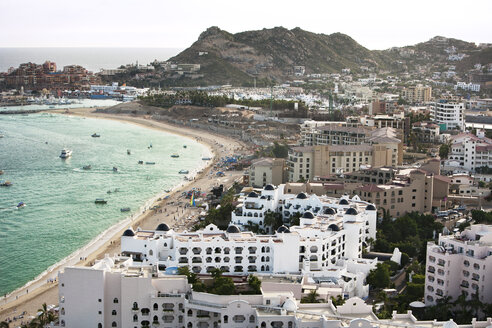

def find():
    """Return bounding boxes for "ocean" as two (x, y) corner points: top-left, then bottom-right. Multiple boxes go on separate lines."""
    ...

(0, 48), (182, 73)
(0, 113), (209, 295)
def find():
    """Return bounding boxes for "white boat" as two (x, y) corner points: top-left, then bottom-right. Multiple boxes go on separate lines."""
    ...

(179, 169), (189, 174)
(91, 133), (100, 138)
(60, 149), (72, 158)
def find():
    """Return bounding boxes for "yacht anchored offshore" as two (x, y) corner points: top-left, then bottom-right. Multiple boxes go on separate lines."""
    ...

(59, 149), (72, 158)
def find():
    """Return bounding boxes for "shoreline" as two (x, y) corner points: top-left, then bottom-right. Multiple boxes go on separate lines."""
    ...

(0, 107), (247, 322)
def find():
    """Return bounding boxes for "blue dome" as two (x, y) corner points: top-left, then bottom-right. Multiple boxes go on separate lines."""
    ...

(226, 225), (241, 233)
(302, 211), (315, 219)
(248, 192), (258, 198)
(365, 204), (376, 211)
(260, 196), (266, 199)
(328, 224), (340, 231)
(345, 208), (358, 215)
(296, 193), (307, 199)
(323, 207), (335, 215)
(264, 184), (275, 191)
(122, 228), (135, 237)
(339, 199), (349, 205)
(156, 223), (170, 231)
(277, 225), (291, 233)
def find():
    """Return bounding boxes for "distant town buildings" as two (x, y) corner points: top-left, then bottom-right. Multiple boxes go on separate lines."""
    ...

(247, 158), (286, 187)
(1, 61), (100, 90)
(403, 85), (432, 103)
(443, 130), (492, 172)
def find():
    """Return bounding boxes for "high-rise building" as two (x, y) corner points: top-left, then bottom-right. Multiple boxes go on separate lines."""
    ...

(430, 100), (465, 131)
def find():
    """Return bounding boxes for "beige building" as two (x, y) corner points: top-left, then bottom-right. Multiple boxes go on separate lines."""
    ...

(287, 143), (400, 182)
(248, 158), (286, 187)
(403, 85), (432, 103)
(286, 160), (451, 217)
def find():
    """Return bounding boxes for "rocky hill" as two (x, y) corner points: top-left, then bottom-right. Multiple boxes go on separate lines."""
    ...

(164, 27), (491, 86)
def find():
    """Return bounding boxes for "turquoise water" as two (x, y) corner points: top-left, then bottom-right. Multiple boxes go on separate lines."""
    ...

(0, 113), (208, 295)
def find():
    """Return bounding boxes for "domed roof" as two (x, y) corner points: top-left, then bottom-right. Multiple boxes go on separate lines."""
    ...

(282, 298), (298, 312)
(339, 198), (349, 205)
(328, 224), (340, 232)
(302, 211), (315, 219)
(260, 196), (266, 199)
(323, 207), (335, 215)
(226, 225), (241, 233)
(345, 208), (358, 215)
(277, 225), (291, 233)
(122, 228), (135, 237)
(156, 223), (170, 231)
(365, 204), (376, 211)
(264, 184), (275, 191)
(248, 192), (258, 198)
(296, 192), (307, 199)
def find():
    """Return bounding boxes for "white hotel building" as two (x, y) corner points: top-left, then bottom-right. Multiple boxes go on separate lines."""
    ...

(430, 100), (465, 131)
(443, 131), (492, 172)
(57, 256), (492, 328)
(424, 224), (492, 306)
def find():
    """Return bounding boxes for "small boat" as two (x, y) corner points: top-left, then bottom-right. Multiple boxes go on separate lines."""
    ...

(145, 162), (156, 165)
(1, 180), (12, 187)
(120, 207), (131, 212)
(127, 149), (131, 155)
(202, 157), (212, 160)
(171, 154), (179, 158)
(82, 165), (92, 170)
(183, 145), (187, 149)
(138, 160), (144, 164)
(113, 167), (118, 172)
(17, 202), (25, 208)
(179, 170), (189, 174)
(95, 199), (107, 204)
(59, 149), (72, 158)
(91, 133), (100, 138)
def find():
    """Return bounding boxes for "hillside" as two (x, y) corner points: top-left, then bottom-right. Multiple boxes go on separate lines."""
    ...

(162, 27), (491, 86)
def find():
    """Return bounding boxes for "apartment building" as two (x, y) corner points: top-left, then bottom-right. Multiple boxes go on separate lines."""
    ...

(247, 158), (286, 187)
(424, 225), (492, 306)
(300, 123), (370, 146)
(411, 122), (441, 143)
(403, 85), (432, 103)
(57, 256), (492, 328)
(288, 138), (401, 182)
(359, 113), (410, 142)
(443, 131), (492, 172)
(430, 100), (465, 131)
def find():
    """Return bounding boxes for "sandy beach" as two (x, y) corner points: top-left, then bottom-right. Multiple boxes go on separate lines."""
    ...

(0, 107), (248, 323)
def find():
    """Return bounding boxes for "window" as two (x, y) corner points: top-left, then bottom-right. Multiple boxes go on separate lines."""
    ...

(111, 322), (117, 328)
(113, 298), (118, 304)
(112, 310), (117, 316)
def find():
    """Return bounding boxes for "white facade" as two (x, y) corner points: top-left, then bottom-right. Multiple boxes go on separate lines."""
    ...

(444, 132), (492, 172)
(57, 257), (492, 328)
(424, 224), (492, 306)
(430, 101), (465, 131)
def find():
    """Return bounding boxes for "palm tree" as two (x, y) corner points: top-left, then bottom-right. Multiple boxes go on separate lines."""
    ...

(37, 303), (48, 326)
(301, 289), (321, 303)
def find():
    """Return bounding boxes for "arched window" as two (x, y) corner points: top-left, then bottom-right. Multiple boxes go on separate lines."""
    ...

(112, 310), (117, 316)
(288, 322), (293, 328)
(153, 315), (158, 322)
(132, 302), (138, 310)
(261, 322), (266, 328)
(133, 314), (138, 322)
(187, 323), (193, 328)
(223, 315), (229, 323)
(249, 315), (255, 323)
(188, 309), (193, 317)
(153, 303), (158, 311)
(111, 322), (117, 327)
(113, 298), (118, 303)
(98, 324), (102, 328)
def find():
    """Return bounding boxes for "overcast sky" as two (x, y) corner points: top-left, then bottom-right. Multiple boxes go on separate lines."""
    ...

(1, 0), (491, 50)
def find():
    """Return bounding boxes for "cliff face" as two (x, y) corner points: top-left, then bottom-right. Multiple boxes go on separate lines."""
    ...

(168, 26), (490, 85)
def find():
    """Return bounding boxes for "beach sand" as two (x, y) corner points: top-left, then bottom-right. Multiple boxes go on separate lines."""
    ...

(0, 107), (248, 323)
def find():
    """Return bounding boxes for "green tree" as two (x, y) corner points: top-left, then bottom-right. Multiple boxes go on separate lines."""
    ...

(263, 211), (283, 233)
(212, 276), (236, 295)
(331, 295), (345, 306)
(366, 263), (391, 289)
(0, 321), (9, 328)
(301, 289), (322, 303)
(248, 275), (262, 294)
(439, 143), (450, 158)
